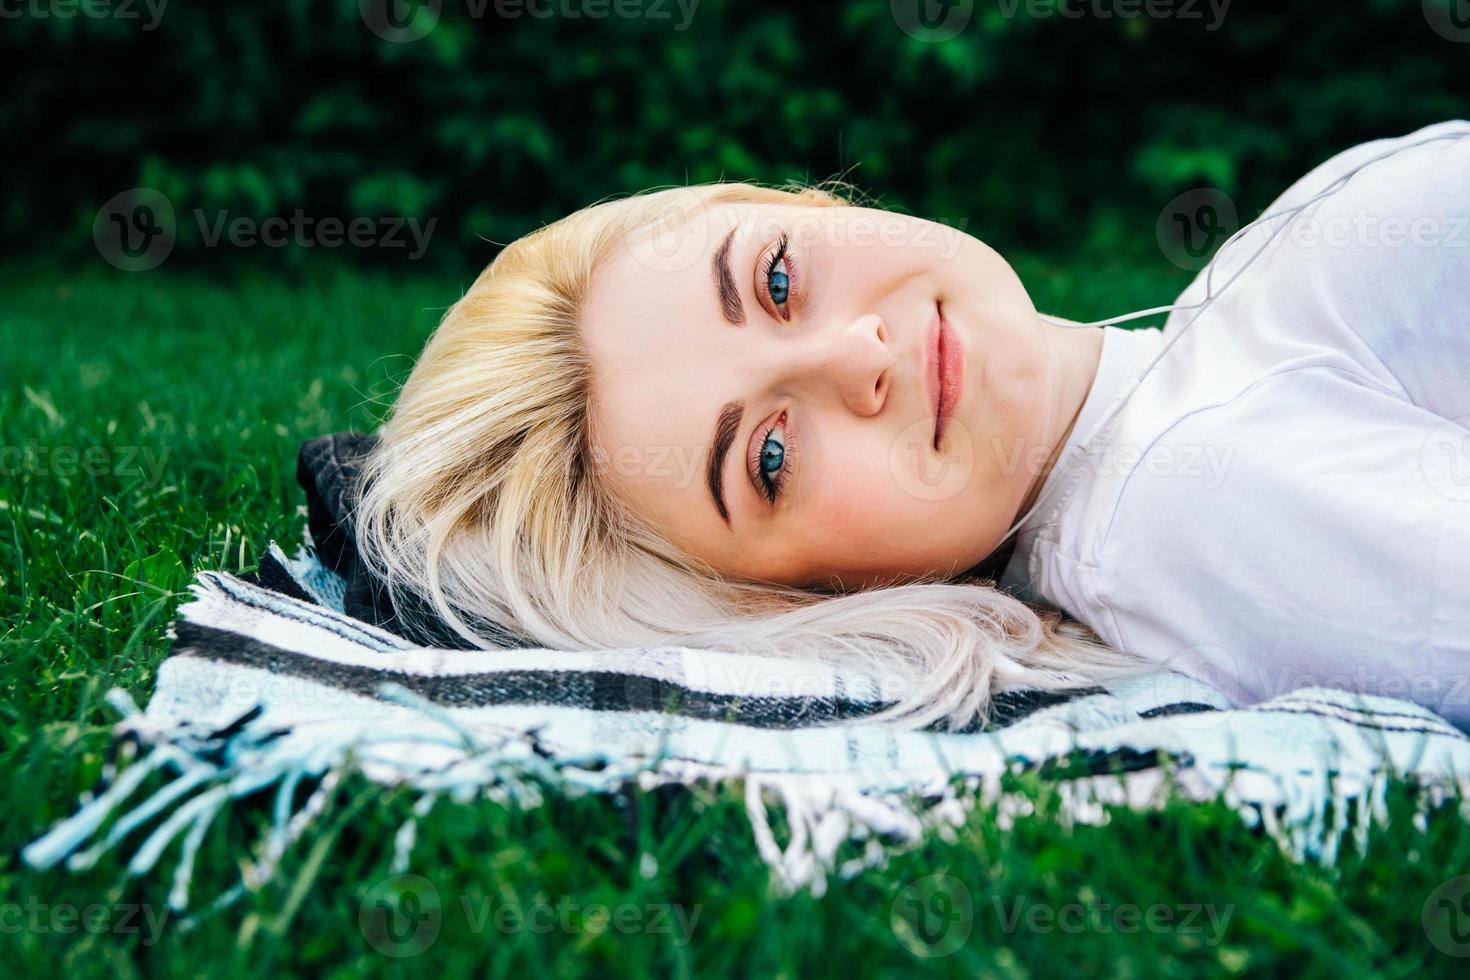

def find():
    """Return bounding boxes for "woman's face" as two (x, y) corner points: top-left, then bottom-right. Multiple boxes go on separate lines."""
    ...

(581, 197), (1058, 590)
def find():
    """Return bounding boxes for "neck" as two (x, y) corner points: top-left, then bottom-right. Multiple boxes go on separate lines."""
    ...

(1010, 317), (1105, 529)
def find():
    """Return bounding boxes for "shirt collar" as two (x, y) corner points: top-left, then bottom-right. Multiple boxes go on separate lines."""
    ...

(996, 324), (1163, 595)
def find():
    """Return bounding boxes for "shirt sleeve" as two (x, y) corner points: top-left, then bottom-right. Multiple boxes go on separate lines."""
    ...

(1164, 119), (1470, 424)
(1091, 367), (1470, 727)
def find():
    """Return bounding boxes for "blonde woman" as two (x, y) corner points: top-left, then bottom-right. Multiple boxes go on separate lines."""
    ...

(353, 120), (1470, 730)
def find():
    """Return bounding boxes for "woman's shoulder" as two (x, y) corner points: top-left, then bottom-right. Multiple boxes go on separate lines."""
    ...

(1155, 121), (1470, 418)
(1171, 120), (1470, 301)
(1289, 119), (1468, 206)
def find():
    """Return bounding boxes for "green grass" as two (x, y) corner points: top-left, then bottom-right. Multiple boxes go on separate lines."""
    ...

(3, 260), (1469, 978)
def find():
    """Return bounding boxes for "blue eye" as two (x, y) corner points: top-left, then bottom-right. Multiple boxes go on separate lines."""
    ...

(763, 234), (792, 314)
(760, 432), (785, 476)
(751, 414), (793, 505)
(767, 261), (789, 306)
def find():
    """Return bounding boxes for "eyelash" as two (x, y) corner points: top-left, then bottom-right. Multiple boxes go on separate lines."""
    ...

(760, 233), (797, 320)
(747, 233), (800, 504)
(748, 411), (795, 504)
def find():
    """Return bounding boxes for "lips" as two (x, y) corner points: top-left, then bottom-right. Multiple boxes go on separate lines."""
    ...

(926, 303), (964, 450)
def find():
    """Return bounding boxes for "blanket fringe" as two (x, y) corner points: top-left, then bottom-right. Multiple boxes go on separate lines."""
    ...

(740, 762), (1470, 895)
(24, 682), (1470, 907)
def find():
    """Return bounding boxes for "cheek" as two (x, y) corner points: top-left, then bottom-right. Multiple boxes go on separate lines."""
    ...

(789, 437), (973, 572)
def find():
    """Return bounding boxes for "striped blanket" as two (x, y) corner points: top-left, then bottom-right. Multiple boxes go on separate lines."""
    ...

(24, 544), (1470, 914)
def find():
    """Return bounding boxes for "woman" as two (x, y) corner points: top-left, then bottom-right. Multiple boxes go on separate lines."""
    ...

(355, 120), (1470, 730)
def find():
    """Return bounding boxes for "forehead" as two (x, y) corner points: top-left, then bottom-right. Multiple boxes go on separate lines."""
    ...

(579, 204), (739, 496)
(579, 198), (800, 550)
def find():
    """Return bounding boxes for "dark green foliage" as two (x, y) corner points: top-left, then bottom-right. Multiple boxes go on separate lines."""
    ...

(5, 0), (1468, 273)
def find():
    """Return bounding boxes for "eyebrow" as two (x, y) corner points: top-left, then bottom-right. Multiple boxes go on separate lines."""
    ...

(712, 227), (745, 325)
(707, 399), (744, 526)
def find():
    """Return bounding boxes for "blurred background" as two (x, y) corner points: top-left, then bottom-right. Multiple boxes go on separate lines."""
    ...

(6, 0), (1470, 280)
(4, 8), (1470, 972)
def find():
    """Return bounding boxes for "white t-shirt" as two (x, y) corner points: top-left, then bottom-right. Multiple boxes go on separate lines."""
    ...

(999, 120), (1470, 725)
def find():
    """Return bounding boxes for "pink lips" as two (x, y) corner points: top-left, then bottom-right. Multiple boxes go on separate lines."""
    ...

(926, 304), (964, 450)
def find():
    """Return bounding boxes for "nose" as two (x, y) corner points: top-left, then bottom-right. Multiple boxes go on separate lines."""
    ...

(788, 312), (893, 417)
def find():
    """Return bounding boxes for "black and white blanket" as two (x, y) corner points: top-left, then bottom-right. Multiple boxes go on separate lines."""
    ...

(24, 544), (1470, 912)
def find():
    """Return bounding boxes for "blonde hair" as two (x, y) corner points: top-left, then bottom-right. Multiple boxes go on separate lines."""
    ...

(355, 182), (1145, 730)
